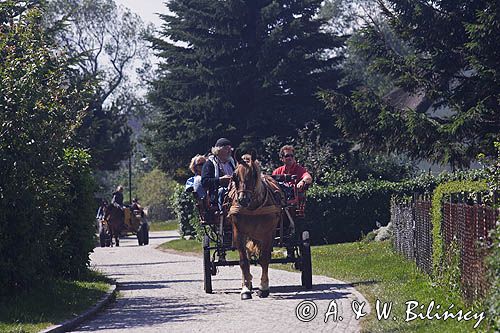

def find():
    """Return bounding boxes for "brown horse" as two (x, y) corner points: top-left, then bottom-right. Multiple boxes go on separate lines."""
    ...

(103, 204), (125, 247)
(227, 152), (282, 300)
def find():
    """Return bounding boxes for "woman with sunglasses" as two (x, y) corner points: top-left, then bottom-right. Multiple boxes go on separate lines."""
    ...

(272, 145), (312, 190)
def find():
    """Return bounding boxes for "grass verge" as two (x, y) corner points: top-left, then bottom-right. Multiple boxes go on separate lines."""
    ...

(0, 270), (111, 333)
(311, 241), (485, 332)
(149, 219), (179, 232)
(160, 238), (487, 332)
(159, 238), (201, 255)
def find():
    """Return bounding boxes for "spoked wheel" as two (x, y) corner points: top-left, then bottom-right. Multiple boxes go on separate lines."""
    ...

(300, 231), (312, 289)
(203, 235), (213, 293)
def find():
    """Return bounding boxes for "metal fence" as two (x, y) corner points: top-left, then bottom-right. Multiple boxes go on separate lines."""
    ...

(391, 193), (498, 301)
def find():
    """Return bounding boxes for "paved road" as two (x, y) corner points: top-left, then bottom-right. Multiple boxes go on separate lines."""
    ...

(72, 231), (370, 333)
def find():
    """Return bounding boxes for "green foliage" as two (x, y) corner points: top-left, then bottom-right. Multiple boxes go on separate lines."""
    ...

(136, 168), (177, 221)
(160, 238), (201, 255)
(0, 271), (110, 333)
(306, 180), (396, 244)
(170, 183), (200, 238)
(0, 3), (94, 291)
(482, 142), (500, 331)
(292, 121), (343, 182)
(146, 0), (346, 171)
(430, 180), (488, 276)
(312, 242), (483, 332)
(47, 148), (96, 278)
(258, 135), (286, 174)
(306, 169), (489, 245)
(322, 0), (500, 168)
(485, 222), (500, 332)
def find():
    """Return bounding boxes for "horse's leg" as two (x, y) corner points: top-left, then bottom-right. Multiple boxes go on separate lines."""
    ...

(257, 237), (273, 298)
(115, 226), (120, 247)
(237, 233), (253, 300)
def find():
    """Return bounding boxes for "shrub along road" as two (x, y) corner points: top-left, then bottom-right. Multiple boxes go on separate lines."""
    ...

(70, 231), (369, 333)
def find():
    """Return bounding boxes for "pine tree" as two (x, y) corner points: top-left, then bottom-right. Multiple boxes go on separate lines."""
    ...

(323, 0), (500, 168)
(147, 0), (345, 171)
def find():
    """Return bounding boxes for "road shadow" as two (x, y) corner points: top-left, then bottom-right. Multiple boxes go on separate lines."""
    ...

(117, 277), (243, 292)
(74, 295), (225, 331)
(97, 260), (196, 268)
(147, 235), (179, 240)
(217, 283), (357, 301)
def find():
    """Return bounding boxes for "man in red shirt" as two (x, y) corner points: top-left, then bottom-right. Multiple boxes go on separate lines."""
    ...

(272, 145), (312, 190)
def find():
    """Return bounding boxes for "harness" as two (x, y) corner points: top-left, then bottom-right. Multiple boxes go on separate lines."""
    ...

(227, 174), (282, 217)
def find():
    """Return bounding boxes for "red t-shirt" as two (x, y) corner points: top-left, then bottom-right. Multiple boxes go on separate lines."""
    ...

(272, 163), (310, 181)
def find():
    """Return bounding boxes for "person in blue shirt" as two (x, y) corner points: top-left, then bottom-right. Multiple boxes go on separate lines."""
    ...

(185, 154), (207, 199)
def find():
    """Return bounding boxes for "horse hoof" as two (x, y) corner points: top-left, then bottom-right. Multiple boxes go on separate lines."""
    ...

(241, 292), (252, 300)
(257, 289), (269, 298)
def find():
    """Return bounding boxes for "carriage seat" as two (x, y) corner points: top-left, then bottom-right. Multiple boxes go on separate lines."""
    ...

(186, 186), (219, 225)
(270, 174), (307, 217)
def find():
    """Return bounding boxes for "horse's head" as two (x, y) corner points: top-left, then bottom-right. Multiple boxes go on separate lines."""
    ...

(233, 150), (260, 207)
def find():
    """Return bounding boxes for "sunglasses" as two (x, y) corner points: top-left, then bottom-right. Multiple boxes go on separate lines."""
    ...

(282, 154), (294, 158)
(195, 163), (204, 167)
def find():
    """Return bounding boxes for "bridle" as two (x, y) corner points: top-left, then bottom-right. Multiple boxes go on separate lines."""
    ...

(232, 167), (257, 204)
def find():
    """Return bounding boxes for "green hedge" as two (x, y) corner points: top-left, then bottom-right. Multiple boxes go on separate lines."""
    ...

(0, 149), (96, 292)
(170, 183), (203, 239)
(430, 180), (488, 275)
(305, 170), (489, 245)
(305, 180), (396, 244)
(48, 148), (97, 278)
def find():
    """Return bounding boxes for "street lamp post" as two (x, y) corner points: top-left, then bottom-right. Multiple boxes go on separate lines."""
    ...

(128, 150), (149, 205)
(128, 152), (132, 204)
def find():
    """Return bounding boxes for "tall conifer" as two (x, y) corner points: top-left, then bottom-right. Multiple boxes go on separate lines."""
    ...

(147, 0), (345, 170)
(323, 0), (500, 168)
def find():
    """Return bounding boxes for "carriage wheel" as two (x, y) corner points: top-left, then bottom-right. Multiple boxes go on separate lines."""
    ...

(203, 235), (213, 293)
(137, 225), (144, 246)
(300, 231), (312, 289)
(99, 229), (106, 247)
(143, 223), (149, 245)
(137, 231), (143, 246)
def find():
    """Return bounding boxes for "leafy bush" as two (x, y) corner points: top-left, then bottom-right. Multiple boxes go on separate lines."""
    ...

(430, 180), (488, 275)
(482, 142), (500, 331)
(136, 168), (177, 221)
(0, 4), (94, 292)
(485, 222), (500, 332)
(48, 148), (96, 278)
(170, 183), (201, 238)
(305, 180), (396, 244)
(305, 169), (490, 245)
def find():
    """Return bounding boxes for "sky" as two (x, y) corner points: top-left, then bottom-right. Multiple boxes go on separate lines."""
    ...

(114, 0), (169, 27)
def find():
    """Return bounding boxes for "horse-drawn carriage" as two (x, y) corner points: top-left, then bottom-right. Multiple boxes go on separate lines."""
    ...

(99, 205), (149, 247)
(193, 158), (312, 299)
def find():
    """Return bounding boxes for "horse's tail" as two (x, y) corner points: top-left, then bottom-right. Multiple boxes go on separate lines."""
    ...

(246, 239), (260, 258)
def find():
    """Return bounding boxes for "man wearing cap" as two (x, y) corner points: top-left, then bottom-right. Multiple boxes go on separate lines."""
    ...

(201, 138), (236, 211)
